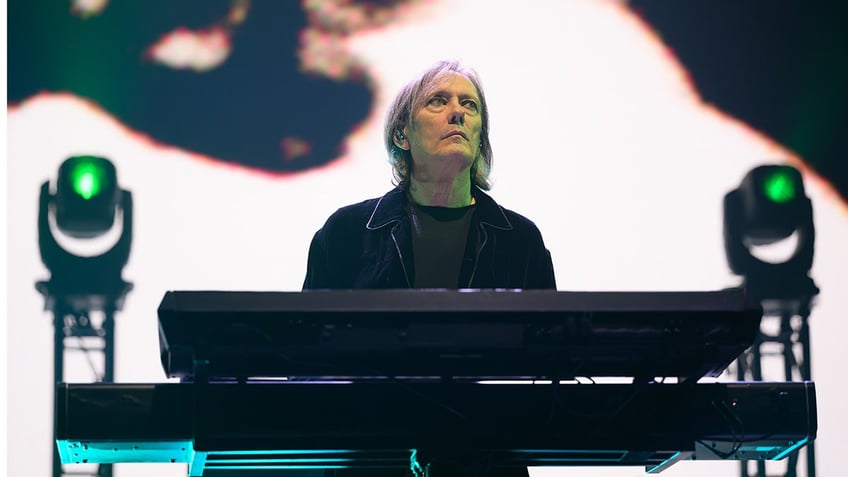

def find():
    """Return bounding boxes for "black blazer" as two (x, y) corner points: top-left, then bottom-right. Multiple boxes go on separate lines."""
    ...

(303, 187), (556, 290)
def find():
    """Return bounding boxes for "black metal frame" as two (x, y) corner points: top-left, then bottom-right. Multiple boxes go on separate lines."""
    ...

(55, 381), (818, 475)
(737, 293), (817, 477)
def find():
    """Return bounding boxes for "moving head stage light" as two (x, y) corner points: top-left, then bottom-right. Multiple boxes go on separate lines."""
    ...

(37, 155), (134, 312)
(723, 164), (818, 306)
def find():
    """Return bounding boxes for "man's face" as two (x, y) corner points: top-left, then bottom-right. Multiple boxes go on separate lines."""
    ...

(403, 73), (483, 175)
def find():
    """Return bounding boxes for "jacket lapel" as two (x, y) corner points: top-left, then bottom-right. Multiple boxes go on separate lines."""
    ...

(366, 188), (414, 287)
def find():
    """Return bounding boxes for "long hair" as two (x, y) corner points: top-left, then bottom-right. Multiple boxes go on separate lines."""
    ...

(384, 60), (493, 190)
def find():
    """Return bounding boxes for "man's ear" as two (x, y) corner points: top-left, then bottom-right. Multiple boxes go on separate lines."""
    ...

(392, 127), (409, 150)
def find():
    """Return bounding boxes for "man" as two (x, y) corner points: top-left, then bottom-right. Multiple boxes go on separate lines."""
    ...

(303, 60), (556, 290)
(304, 60), (551, 476)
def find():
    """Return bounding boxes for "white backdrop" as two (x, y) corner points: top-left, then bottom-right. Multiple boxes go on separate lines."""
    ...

(7, 1), (848, 476)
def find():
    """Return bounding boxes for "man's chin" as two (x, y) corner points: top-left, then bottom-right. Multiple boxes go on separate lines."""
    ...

(434, 149), (476, 164)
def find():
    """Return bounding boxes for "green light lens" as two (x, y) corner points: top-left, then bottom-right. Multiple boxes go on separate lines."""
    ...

(762, 169), (797, 203)
(69, 162), (106, 200)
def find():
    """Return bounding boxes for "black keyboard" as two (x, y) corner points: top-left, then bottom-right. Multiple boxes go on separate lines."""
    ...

(157, 288), (761, 381)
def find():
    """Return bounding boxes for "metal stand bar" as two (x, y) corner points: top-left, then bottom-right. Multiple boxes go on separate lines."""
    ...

(737, 300), (815, 477)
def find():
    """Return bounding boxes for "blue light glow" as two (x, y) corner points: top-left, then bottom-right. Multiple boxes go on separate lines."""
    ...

(204, 465), (350, 470)
(772, 438), (810, 460)
(206, 458), (353, 464)
(209, 449), (358, 455)
(646, 451), (683, 474)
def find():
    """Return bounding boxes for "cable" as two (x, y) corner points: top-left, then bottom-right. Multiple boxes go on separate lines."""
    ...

(74, 336), (103, 382)
(697, 398), (745, 459)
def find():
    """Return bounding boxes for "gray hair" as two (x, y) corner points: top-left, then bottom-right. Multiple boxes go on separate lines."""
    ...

(384, 60), (493, 190)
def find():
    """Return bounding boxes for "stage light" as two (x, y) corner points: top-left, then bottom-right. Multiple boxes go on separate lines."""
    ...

(723, 164), (818, 303)
(37, 156), (133, 307)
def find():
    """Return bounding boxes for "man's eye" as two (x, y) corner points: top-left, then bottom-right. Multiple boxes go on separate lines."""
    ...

(428, 96), (447, 106)
(463, 100), (479, 112)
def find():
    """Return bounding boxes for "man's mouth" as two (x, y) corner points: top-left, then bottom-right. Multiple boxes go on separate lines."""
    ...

(443, 131), (467, 139)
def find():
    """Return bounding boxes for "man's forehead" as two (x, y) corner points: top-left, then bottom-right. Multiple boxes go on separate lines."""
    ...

(423, 73), (479, 98)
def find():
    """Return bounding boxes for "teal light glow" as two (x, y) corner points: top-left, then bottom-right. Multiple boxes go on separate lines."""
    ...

(646, 451), (682, 474)
(188, 448), (206, 477)
(190, 449), (360, 475)
(55, 439), (193, 464)
(772, 438), (810, 460)
(210, 449), (357, 455)
(206, 458), (353, 464)
(205, 465), (350, 470)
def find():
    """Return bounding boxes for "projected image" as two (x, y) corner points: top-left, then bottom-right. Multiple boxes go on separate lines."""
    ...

(7, 1), (847, 477)
(9, 0), (846, 201)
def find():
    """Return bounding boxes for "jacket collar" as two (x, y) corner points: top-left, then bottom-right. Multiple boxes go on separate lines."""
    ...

(366, 187), (513, 230)
(365, 188), (407, 229)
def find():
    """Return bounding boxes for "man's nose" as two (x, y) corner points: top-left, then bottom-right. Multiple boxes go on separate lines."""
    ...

(448, 104), (465, 125)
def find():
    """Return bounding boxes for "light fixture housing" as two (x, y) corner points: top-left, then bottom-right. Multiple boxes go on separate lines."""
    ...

(55, 156), (120, 238)
(37, 156), (133, 309)
(723, 164), (816, 301)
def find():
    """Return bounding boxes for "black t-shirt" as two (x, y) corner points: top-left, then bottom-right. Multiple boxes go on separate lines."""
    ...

(407, 202), (476, 288)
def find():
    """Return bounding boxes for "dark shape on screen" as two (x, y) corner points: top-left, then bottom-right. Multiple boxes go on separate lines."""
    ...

(8, 0), (374, 174)
(629, 1), (848, 203)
